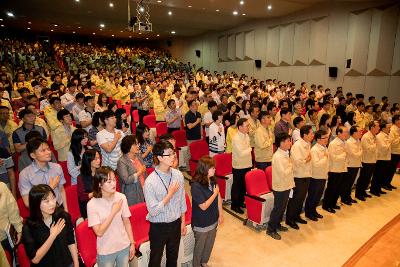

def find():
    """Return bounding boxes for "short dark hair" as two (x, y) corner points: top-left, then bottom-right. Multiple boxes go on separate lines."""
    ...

(275, 132), (291, 147)
(152, 140), (175, 165)
(208, 100), (217, 109)
(336, 125), (345, 135)
(368, 120), (377, 130)
(167, 99), (175, 106)
(187, 100), (196, 107)
(350, 126), (359, 136)
(293, 116), (304, 128)
(57, 109), (71, 121)
(121, 135), (137, 154)
(0, 105), (9, 111)
(27, 137), (48, 156)
(75, 92), (85, 100)
(18, 108), (35, 119)
(49, 96), (61, 105)
(212, 110), (223, 121)
(280, 107), (290, 116)
(392, 115), (400, 124)
(237, 118), (248, 128)
(92, 112), (102, 127)
(159, 133), (174, 143)
(259, 111), (270, 120)
(314, 129), (327, 140)
(300, 125), (313, 138)
(357, 101), (365, 107)
(84, 95), (94, 103)
(101, 110), (115, 124)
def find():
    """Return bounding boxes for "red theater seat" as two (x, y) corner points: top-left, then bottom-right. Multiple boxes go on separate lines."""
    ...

(213, 153), (233, 201)
(76, 220), (97, 267)
(189, 140), (209, 176)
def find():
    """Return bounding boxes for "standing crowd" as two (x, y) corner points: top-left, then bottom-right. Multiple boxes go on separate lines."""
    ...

(0, 38), (399, 267)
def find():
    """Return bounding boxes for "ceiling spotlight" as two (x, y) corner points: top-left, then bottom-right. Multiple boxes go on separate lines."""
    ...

(100, 23), (105, 28)
(267, 4), (272, 10)
(139, 32), (142, 35)
(99, 28), (103, 31)
(168, 11), (172, 15)
(51, 29), (54, 32)
(129, 36), (132, 38)
(157, 34), (160, 37)
(75, 0), (80, 2)
(120, 30), (123, 32)
(139, 6), (145, 13)
(242, 13), (246, 16)
(73, 31), (76, 33)
(6, 12), (14, 17)
(1, 25), (4, 27)
(112, 34), (114, 37)
(188, 5), (192, 8)
(157, 0), (161, 2)
(146, 37), (149, 40)
(109, 2), (114, 7)
(171, 30), (176, 34)
(27, 27), (31, 30)
(240, 1), (245, 5)
(78, 26), (81, 28)
(92, 32), (96, 35)
(54, 24), (58, 27)
(216, 9), (220, 12)
(233, 11), (238, 15)
(28, 21), (32, 24)
(0, 19), (3, 21)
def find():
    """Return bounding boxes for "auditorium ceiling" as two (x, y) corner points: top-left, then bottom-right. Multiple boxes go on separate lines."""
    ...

(0, 0), (388, 39)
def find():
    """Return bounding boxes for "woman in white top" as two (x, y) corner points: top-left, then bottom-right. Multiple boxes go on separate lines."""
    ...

(67, 129), (88, 185)
(238, 100), (251, 119)
(87, 166), (135, 267)
(95, 93), (108, 112)
(208, 110), (226, 157)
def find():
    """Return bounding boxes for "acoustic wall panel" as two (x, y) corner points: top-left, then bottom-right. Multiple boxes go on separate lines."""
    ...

(244, 30), (255, 59)
(345, 9), (372, 76)
(392, 14), (400, 75)
(218, 35), (228, 61)
(309, 17), (329, 65)
(364, 76), (390, 99)
(266, 26), (280, 67)
(292, 67), (308, 85)
(235, 32), (245, 60)
(293, 20), (310, 66)
(307, 65), (326, 86)
(367, 6), (399, 76)
(279, 23), (295, 66)
(227, 34), (236, 61)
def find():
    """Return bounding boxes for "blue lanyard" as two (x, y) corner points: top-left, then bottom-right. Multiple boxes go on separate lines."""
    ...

(154, 170), (172, 194)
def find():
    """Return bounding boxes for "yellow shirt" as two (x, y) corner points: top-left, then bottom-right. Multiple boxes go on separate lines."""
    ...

(44, 106), (62, 135)
(225, 126), (238, 153)
(53, 125), (76, 161)
(198, 102), (209, 117)
(154, 98), (168, 121)
(254, 125), (273, 163)
(0, 182), (23, 242)
(0, 120), (18, 153)
(0, 99), (13, 119)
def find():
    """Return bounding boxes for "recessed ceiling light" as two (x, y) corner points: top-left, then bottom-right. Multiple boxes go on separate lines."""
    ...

(233, 11), (238, 15)
(28, 21), (32, 24)
(267, 4), (272, 10)
(112, 34), (114, 37)
(54, 24), (58, 27)
(171, 30), (176, 34)
(6, 12), (14, 17)
(100, 23), (105, 28)
(120, 30), (123, 32)
(129, 36), (132, 38)
(168, 11), (172, 15)
(216, 9), (220, 12)
(92, 32), (96, 35)
(157, 0), (161, 2)
(109, 2), (114, 7)
(99, 28), (103, 31)
(240, 0), (244, 5)
(242, 13), (246, 16)
(27, 27), (31, 30)
(157, 34), (160, 37)
(139, 32), (142, 35)
(146, 37), (149, 40)
(75, 0), (80, 2)
(78, 26), (81, 28)
(1, 25), (4, 27)
(0, 19), (3, 21)
(73, 31), (76, 33)
(188, 5), (192, 8)
(51, 29), (54, 32)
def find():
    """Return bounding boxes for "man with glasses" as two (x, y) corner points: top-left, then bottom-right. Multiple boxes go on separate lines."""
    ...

(144, 141), (187, 267)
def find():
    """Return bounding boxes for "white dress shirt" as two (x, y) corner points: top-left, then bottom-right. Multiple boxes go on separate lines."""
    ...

(290, 138), (312, 178)
(346, 136), (362, 168)
(376, 131), (391, 161)
(361, 131), (377, 163)
(328, 137), (347, 173)
(311, 143), (329, 179)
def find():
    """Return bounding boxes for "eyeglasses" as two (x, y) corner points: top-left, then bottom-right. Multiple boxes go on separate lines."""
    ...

(161, 152), (176, 157)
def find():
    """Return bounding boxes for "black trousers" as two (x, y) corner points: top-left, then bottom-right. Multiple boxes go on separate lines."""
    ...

(255, 161), (271, 170)
(356, 163), (376, 196)
(323, 172), (346, 209)
(386, 154), (400, 186)
(286, 178), (310, 222)
(305, 178), (327, 216)
(268, 190), (290, 232)
(341, 167), (359, 202)
(370, 160), (390, 192)
(231, 167), (251, 208)
(167, 127), (180, 133)
(149, 218), (181, 267)
(138, 109), (149, 124)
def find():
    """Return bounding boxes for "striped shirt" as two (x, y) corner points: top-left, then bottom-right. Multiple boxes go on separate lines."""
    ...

(96, 129), (124, 170)
(143, 167), (187, 223)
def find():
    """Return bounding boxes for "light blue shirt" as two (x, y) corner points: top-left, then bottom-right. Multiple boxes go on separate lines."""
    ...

(18, 161), (66, 204)
(144, 167), (187, 223)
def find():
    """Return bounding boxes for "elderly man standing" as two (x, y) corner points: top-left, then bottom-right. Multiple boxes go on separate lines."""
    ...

(355, 121), (380, 201)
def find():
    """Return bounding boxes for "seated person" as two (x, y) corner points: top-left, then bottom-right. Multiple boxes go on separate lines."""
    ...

(18, 137), (68, 211)
(0, 146), (16, 197)
(21, 184), (78, 266)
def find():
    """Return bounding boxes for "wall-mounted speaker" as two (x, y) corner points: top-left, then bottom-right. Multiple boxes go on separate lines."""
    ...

(346, 59), (351, 68)
(255, 59), (262, 68)
(195, 50), (201, 57)
(329, 67), (338, 78)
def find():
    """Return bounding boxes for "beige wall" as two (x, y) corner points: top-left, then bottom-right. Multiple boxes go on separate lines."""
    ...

(167, 1), (400, 101)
